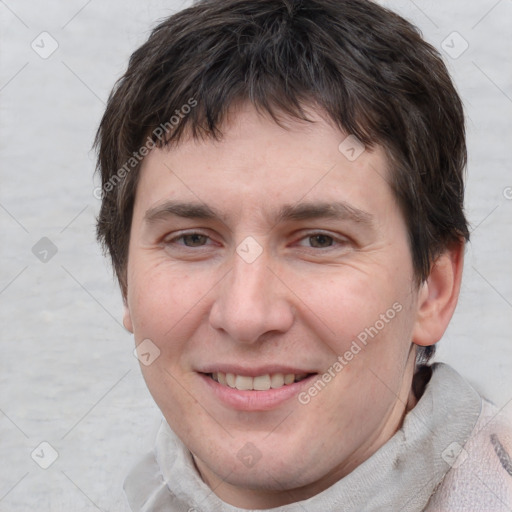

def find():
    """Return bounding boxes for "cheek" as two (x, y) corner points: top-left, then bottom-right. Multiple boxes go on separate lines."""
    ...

(127, 261), (200, 341)
(293, 263), (415, 409)
(296, 266), (404, 342)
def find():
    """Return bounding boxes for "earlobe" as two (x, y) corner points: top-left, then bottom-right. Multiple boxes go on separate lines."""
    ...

(412, 242), (465, 347)
(123, 302), (134, 333)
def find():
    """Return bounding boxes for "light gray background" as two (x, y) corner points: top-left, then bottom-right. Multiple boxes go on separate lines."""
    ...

(0, 1), (511, 510)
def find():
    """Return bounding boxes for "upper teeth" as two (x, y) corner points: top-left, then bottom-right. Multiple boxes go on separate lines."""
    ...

(211, 372), (309, 391)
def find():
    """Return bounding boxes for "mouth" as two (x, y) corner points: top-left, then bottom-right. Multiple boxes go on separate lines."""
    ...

(205, 371), (314, 391)
(198, 368), (318, 411)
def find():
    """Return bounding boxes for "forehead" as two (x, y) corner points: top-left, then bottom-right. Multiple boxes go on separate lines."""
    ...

(135, 104), (397, 225)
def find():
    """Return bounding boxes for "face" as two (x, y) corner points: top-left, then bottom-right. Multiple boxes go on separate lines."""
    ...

(124, 104), (422, 508)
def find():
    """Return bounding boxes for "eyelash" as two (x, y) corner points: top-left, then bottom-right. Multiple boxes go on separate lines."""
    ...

(164, 231), (216, 248)
(294, 231), (349, 250)
(163, 230), (349, 250)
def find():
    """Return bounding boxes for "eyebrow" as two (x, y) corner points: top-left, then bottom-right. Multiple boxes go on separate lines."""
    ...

(144, 201), (220, 224)
(275, 201), (374, 225)
(144, 200), (374, 226)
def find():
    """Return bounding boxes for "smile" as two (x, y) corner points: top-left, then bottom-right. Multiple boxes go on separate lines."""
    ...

(198, 366), (319, 410)
(208, 372), (312, 391)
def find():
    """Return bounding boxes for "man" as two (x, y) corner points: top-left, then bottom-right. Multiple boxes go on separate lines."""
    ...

(95, 0), (512, 509)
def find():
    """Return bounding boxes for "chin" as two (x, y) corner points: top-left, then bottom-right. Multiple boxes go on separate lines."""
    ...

(201, 439), (326, 491)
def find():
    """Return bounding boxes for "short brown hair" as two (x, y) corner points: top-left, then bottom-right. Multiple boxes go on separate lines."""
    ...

(95, 0), (469, 362)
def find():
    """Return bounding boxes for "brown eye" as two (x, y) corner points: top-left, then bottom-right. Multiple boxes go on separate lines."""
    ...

(308, 234), (334, 248)
(181, 234), (208, 247)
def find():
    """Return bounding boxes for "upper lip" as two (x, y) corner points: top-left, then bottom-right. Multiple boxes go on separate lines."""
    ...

(197, 365), (318, 377)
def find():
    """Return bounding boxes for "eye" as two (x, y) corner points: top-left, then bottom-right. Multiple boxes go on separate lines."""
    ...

(180, 233), (209, 247)
(161, 230), (221, 261)
(295, 232), (348, 249)
(306, 234), (335, 248)
(164, 232), (212, 247)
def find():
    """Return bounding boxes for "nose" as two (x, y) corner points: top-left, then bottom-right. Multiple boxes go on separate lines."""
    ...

(209, 250), (294, 344)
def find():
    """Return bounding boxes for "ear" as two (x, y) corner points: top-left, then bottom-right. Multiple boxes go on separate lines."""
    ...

(412, 241), (465, 347)
(123, 299), (134, 333)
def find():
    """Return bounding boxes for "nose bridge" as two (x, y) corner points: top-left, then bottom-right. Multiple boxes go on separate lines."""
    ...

(232, 253), (271, 306)
(209, 248), (293, 343)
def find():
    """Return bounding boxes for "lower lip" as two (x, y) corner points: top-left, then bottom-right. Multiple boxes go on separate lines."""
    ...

(199, 373), (317, 411)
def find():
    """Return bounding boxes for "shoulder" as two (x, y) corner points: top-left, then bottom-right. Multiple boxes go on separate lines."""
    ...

(426, 398), (512, 511)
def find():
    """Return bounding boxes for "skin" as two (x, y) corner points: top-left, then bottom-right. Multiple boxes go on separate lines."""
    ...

(123, 103), (464, 509)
